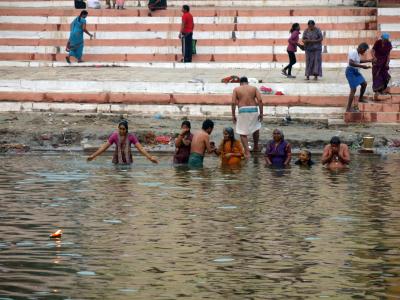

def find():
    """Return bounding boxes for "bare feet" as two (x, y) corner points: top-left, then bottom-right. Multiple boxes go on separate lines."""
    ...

(358, 98), (368, 103)
(65, 56), (71, 64)
(306, 76), (310, 80)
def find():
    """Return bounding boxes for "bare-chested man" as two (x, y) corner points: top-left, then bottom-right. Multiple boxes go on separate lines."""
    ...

(188, 119), (215, 168)
(232, 76), (263, 158)
(321, 136), (350, 170)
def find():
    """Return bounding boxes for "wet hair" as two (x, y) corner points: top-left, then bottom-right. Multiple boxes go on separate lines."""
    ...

(202, 119), (214, 130)
(302, 150), (312, 160)
(80, 10), (88, 17)
(290, 23), (300, 33)
(330, 136), (341, 145)
(224, 127), (235, 151)
(182, 5), (190, 12)
(118, 120), (129, 132)
(181, 120), (191, 129)
(358, 42), (369, 51)
(273, 129), (284, 140)
(307, 20), (315, 26)
(240, 76), (248, 83)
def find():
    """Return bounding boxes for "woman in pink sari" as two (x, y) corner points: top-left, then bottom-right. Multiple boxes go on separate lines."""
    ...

(372, 33), (392, 97)
(87, 120), (158, 165)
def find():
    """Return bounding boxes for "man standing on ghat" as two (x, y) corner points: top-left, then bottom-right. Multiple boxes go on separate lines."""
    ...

(179, 5), (194, 63)
(232, 77), (263, 158)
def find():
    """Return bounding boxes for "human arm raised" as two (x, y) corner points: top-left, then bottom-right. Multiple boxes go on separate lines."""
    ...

(135, 143), (158, 163)
(87, 142), (111, 161)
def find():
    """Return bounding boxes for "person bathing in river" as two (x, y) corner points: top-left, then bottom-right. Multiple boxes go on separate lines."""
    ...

(295, 150), (314, 167)
(215, 127), (244, 166)
(173, 120), (193, 164)
(265, 129), (292, 168)
(87, 120), (158, 165)
(321, 136), (350, 169)
(188, 119), (215, 168)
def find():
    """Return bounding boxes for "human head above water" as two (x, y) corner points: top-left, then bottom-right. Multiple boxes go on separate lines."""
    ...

(202, 119), (214, 134)
(240, 76), (248, 86)
(182, 5), (190, 12)
(330, 136), (341, 152)
(181, 120), (191, 130)
(272, 129), (284, 142)
(80, 10), (88, 18)
(118, 120), (128, 135)
(357, 42), (369, 55)
(299, 150), (312, 162)
(223, 127), (235, 141)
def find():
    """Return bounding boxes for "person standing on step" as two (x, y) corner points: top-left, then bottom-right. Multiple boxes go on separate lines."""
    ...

(371, 33), (392, 99)
(66, 10), (93, 64)
(105, 0), (116, 9)
(302, 20), (323, 80)
(282, 23), (301, 79)
(179, 5), (194, 63)
(345, 42), (371, 112)
(232, 77), (263, 158)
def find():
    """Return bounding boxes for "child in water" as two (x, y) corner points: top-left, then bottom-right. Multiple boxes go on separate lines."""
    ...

(295, 150), (314, 167)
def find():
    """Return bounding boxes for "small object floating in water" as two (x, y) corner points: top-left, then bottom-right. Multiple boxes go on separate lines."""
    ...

(50, 230), (62, 239)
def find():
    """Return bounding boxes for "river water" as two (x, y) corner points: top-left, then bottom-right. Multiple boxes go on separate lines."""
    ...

(0, 153), (400, 300)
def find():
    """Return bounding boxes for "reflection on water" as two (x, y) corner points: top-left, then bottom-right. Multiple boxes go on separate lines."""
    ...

(0, 153), (400, 299)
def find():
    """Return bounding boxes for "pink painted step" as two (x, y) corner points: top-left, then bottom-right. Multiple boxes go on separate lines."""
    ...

(359, 103), (400, 112)
(345, 112), (400, 123)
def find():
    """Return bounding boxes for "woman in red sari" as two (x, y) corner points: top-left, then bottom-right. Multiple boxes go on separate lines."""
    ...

(372, 33), (392, 97)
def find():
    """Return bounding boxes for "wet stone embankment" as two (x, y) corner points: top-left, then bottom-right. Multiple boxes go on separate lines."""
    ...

(1, 113), (400, 154)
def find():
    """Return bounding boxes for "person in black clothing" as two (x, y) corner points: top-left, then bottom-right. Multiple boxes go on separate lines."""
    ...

(74, 0), (86, 9)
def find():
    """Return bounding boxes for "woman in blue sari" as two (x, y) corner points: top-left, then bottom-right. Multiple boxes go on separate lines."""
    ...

(66, 10), (93, 63)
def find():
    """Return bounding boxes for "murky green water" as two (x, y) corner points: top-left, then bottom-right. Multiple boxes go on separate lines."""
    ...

(0, 153), (400, 300)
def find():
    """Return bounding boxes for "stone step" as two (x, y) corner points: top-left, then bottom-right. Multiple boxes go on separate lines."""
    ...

(0, 7), (377, 16)
(345, 111), (400, 123)
(0, 91), (348, 106)
(0, 0), (357, 8)
(359, 102), (400, 112)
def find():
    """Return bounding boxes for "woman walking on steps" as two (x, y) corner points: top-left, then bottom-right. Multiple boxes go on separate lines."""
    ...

(66, 10), (93, 64)
(282, 23), (301, 79)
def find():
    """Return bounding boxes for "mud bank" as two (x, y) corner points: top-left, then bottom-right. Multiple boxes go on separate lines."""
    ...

(0, 112), (400, 154)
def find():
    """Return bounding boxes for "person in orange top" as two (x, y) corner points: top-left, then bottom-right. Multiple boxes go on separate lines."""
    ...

(215, 127), (244, 166)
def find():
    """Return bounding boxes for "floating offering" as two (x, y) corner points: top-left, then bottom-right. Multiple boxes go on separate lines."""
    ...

(50, 230), (62, 239)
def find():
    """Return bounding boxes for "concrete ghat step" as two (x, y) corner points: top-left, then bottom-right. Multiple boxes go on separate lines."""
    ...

(0, 15), (376, 24)
(345, 112), (400, 123)
(0, 0), (358, 8)
(0, 7), (377, 16)
(359, 103), (400, 112)
(0, 80), (358, 96)
(1, 45), (389, 56)
(0, 101), (345, 119)
(0, 91), (348, 106)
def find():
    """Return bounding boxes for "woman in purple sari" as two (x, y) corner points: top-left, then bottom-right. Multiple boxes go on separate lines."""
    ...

(265, 129), (292, 168)
(302, 20), (323, 81)
(372, 33), (392, 97)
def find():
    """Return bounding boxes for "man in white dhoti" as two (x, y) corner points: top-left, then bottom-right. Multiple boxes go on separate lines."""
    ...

(232, 76), (263, 158)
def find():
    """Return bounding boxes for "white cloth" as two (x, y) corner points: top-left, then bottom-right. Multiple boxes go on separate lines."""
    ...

(235, 106), (261, 136)
(348, 49), (360, 67)
(88, 0), (101, 8)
